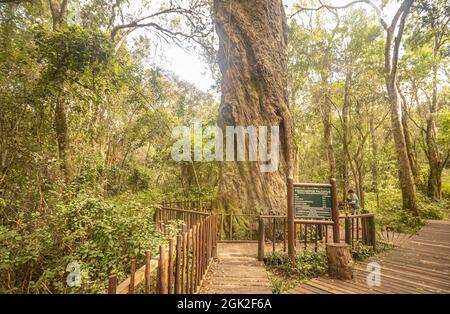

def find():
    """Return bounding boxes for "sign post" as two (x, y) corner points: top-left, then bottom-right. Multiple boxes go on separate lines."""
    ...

(287, 178), (340, 259)
(287, 178), (295, 260)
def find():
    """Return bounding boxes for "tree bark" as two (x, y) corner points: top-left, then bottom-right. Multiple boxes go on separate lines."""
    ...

(320, 75), (336, 179)
(50, 0), (72, 182)
(426, 42), (444, 201)
(386, 80), (418, 214)
(326, 243), (354, 280)
(214, 0), (293, 213)
(400, 91), (420, 188)
(54, 85), (72, 182)
(384, 0), (418, 215)
(342, 66), (352, 200)
(369, 117), (380, 209)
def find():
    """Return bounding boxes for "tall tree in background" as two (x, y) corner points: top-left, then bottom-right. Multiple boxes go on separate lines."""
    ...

(213, 0), (294, 214)
(382, 0), (418, 214)
(293, 0), (419, 214)
(406, 0), (450, 201)
(49, 0), (72, 182)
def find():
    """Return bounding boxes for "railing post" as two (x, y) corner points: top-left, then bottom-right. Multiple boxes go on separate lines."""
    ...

(287, 178), (295, 260)
(168, 238), (174, 294)
(175, 235), (182, 294)
(345, 216), (351, 245)
(258, 216), (265, 261)
(190, 226), (196, 294)
(145, 251), (152, 294)
(129, 259), (136, 294)
(272, 218), (276, 254)
(108, 275), (117, 294)
(330, 178), (340, 243)
(229, 213), (233, 240)
(369, 215), (376, 251)
(158, 245), (168, 294)
(212, 214), (218, 258)
(154, 207), (160, 230)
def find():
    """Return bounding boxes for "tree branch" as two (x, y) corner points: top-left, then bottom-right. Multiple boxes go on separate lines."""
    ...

(290, 0), (388, 30)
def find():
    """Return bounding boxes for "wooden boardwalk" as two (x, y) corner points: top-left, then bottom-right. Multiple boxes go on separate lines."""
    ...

(199, 242), (272, 294)
(288, 220), (450, 294)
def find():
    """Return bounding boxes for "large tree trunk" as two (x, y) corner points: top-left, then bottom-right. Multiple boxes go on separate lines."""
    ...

(214, 0), (293, 214)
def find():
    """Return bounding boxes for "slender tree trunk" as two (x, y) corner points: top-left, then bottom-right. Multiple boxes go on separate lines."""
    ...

(50, 0), (72, 182)
(357, 163), (364, 209)
(54, 86), (72, 182)
(386, 78), (418, 214)
(342, 66), (352, 199)
(369, 117), (380, 209)
(384, 0), (418, 215)
(427, 34), (446, 202)
(399, 91), (420, 187)
(426, 53), (443, 201)
(214, 0), (293, 213)
(320, 76), (336, 178)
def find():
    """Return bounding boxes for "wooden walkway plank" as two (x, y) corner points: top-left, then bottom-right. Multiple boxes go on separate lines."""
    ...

(288, 220), (450, 294)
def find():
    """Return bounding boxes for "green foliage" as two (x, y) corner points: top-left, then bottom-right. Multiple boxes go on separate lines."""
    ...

(34, 26), (114, 82)
(268, 275), (300, 294)
(265, 250), (328, 279)
(443, 169), (450, 200)
(351, 240), (393, 261)
(0, 191), (166, 294)
(365, 191), (447, 233)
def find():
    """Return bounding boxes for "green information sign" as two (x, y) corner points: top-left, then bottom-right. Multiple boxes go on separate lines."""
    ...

(294, 186), (332, 219)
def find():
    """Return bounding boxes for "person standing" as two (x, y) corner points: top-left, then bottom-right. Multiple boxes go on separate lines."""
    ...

(347, 189), (361, 215)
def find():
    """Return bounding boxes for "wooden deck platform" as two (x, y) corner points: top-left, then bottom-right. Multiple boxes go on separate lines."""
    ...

(287, 220), (450, 294)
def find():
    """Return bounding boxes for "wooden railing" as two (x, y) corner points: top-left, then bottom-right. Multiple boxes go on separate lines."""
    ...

(154, 205), (209, 235)
(108, 206), (217, 294)
(257, 213), (376, 260)
(257, 215), (334, 260)
(161, 200), (215, 212)
(341, 213), (376, 250)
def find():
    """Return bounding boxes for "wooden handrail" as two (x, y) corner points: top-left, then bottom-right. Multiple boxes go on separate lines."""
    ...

(339, 213), (374, 219)
(115, 257), (160, 294)
(293, 182), (332, 188)
(110, 212), (216, 294)
(154, 205), (210, 216)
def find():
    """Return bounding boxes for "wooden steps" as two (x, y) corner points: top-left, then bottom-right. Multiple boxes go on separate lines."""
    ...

(199, 243), (272, 294)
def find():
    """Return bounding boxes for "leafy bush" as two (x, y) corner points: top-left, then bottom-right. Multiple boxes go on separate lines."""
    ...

(365, 191), (446, 234)
(0, 191), (166, 294)
(265, 250), (328, 279)
(443, 169), (450, 200)
(351, 240), (394, 261)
